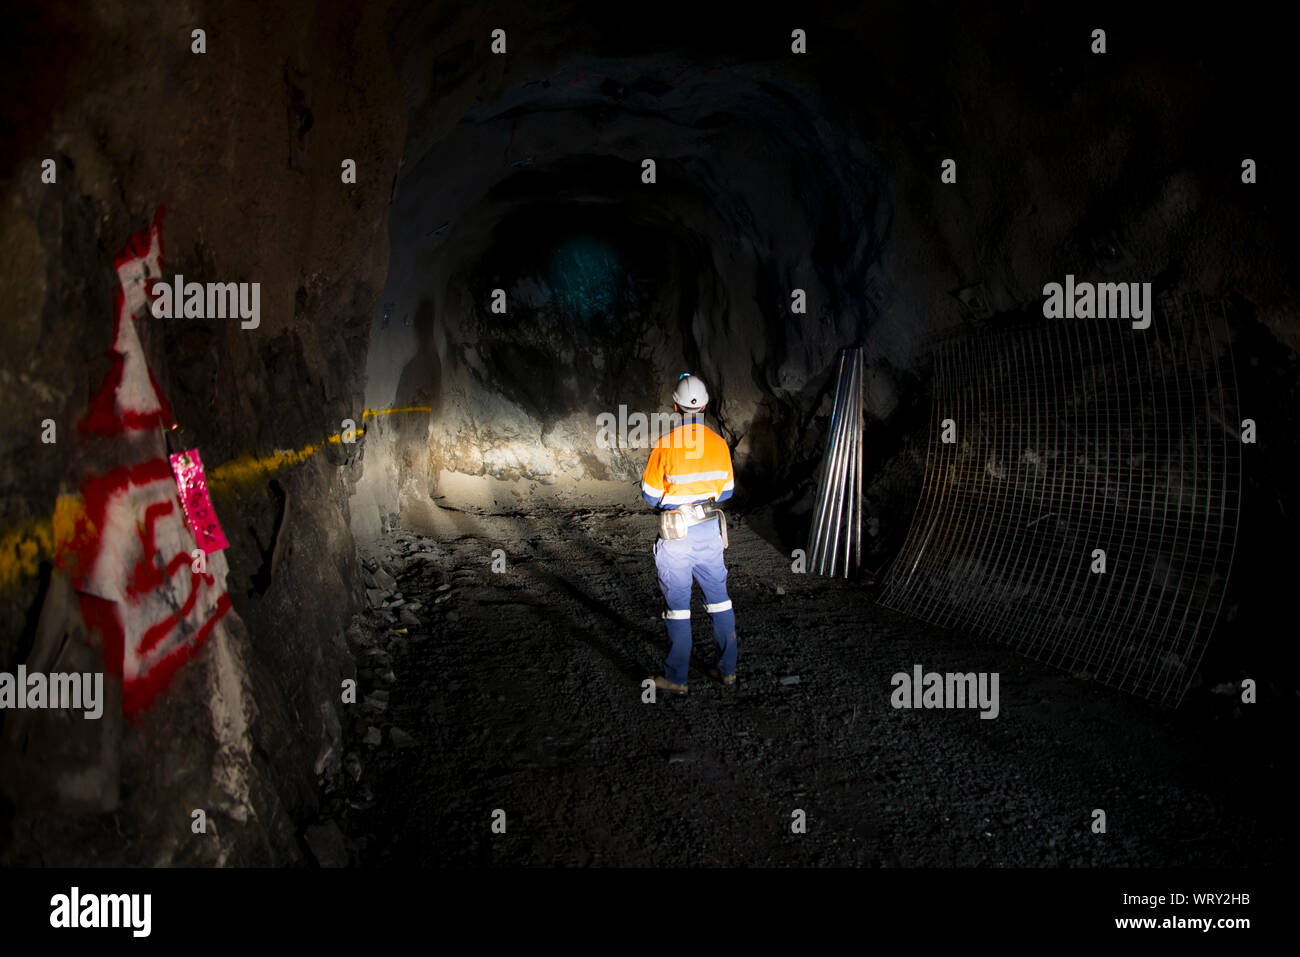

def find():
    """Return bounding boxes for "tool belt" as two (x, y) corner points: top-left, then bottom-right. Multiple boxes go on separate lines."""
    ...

(659, 502), (728, 548)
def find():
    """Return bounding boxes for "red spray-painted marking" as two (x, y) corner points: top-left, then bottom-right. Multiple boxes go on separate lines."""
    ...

(60, 209), (233, 717)
(59, 456), (232, 717)
(79, 206), (173, 437)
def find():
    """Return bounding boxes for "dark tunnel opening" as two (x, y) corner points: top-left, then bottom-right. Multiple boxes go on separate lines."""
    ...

(0, 0), (1297, 905)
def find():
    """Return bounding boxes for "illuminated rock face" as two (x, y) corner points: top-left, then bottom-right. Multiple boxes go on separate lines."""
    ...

(355, 46), (897, 530)
(355, 7), (1298, 551)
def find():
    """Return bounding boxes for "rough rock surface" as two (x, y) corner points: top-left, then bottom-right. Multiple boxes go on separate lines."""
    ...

(318, 511), (1285, 867)
(0, 2), (404, 864)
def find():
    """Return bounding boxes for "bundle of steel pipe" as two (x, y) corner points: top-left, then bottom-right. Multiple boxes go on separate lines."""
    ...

(807, 347), (864, 578)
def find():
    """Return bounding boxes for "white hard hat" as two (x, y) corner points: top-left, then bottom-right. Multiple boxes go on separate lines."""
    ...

(672, 373), (709, 411)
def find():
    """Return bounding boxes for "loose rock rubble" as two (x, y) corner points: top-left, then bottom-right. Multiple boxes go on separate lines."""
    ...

(310, 506), (1284, 867)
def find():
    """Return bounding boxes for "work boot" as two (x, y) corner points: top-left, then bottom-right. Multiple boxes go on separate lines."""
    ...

(709, 668), (737, 686)
(652, 675), (688, 695)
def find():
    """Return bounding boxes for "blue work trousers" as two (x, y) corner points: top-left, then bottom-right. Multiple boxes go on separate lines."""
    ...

(654, 516), (737, 685)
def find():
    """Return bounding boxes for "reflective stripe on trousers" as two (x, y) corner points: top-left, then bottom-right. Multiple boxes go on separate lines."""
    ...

(654, 517), (738, 685)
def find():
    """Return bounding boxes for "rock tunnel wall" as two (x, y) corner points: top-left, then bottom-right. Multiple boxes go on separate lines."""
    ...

(352, 13), (897, 537)
(352, 3), (1297, 581)
(0, 2), (404, 864)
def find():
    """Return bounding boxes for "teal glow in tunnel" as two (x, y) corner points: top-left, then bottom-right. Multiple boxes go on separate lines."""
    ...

(546, 236), (622, 320)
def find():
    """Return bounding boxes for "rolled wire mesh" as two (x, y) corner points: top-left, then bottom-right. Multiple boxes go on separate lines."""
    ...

(877, 293), (1241, 706)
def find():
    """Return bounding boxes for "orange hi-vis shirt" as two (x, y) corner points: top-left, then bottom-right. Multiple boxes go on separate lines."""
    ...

(640, 414), (735, 508)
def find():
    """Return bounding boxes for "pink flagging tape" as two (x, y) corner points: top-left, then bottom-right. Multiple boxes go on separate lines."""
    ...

(169, 449), (229, 554)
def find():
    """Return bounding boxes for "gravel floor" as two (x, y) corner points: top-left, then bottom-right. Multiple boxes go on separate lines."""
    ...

(319, 505), (1287, 867)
